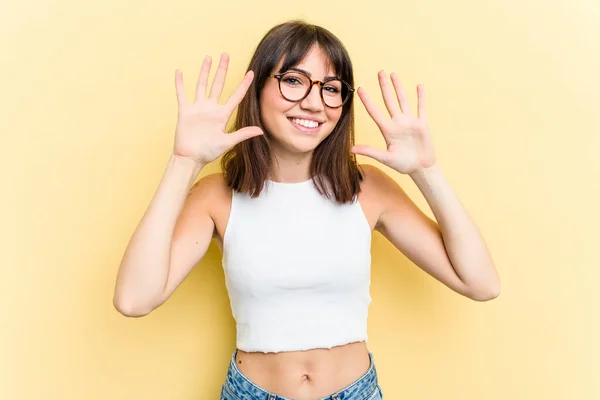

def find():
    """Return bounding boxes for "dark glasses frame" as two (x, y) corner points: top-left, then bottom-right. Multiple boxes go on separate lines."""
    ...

(268, 71), (355, 109)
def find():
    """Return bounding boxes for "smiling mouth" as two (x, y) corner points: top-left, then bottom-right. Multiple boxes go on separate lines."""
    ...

(287, 117), (324, 133)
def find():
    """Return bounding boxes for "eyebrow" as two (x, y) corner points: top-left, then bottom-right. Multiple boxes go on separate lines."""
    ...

(287, 67), (338, 81)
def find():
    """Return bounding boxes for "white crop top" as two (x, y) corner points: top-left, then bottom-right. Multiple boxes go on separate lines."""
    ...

(221, 178), (372, 353)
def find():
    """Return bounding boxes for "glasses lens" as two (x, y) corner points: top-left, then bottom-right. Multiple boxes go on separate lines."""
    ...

(322, 79), (347, 108)
(279, 72), (311, 102)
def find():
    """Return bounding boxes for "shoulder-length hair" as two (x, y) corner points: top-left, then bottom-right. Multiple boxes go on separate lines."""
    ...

(221, 20), (363, 204)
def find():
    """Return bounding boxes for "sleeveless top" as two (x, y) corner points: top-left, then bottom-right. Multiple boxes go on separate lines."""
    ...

(221, 178), (372, 353)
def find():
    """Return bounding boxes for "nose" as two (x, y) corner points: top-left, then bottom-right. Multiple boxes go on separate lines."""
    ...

(299, 83), (324, 112)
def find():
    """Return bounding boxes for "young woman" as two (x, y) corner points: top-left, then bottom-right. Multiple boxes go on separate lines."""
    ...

(113, 20), (500, 400)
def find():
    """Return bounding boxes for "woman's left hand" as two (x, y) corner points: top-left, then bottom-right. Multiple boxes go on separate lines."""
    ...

(351, 71), (437, 175)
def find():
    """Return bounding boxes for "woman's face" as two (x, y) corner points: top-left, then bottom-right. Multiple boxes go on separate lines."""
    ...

(260, 46), (344, 155)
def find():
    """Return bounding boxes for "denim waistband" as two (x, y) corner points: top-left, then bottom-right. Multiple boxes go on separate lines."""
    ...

(223, 348), (379, 400)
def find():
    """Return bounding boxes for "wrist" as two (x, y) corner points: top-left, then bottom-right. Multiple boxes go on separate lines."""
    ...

(169, 153), (205, 184)
(172, 152), (205, 169)
(409, 161), (441, 181)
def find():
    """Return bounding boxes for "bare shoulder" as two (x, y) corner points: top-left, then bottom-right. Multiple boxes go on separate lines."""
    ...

(357, 164), (395, 230)
(187, 172), (231, 241)
(188, 172), (230, 203)
(357, 163), (409, 231)
(358, 163), (401, 197)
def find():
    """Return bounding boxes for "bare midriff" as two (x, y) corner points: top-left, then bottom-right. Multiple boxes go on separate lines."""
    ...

(234, 341), (370, 400)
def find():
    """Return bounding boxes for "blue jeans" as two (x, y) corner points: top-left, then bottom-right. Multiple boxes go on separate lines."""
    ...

(220, 349), (383, 400)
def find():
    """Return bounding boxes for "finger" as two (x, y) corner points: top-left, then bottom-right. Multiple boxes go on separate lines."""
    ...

(174, 69), (188, 106)
(390, 73), (410, 114)
(417, 84), (426, 119)
(350, 145), (388, 164)
(357, 87), (387, 127)
(224, 70), (255, 115)
(378, 70), (401, 118)
(195, 56), (212, 102)
(209, 53), (230, 101)
(226, 126), (264, 147)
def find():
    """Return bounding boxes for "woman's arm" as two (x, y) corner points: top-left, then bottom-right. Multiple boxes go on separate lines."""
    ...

(113, 155), (213, 317)
(366, 163), (500, 301)
(352, 71), (499, 301)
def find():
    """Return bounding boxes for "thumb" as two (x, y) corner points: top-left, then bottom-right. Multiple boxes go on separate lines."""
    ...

(227, 126), (264, 146)
(351, 145), (388, 164)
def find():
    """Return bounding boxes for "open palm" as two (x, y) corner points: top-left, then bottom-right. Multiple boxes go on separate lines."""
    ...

(352, 71), (437, 175)
(173, 53), (263, 165)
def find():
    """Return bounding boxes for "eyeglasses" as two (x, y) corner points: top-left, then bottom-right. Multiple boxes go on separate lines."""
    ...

(268, 70), (355, 109)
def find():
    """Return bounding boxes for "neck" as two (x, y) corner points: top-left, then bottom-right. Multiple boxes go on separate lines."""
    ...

(269, 149), (314, 183)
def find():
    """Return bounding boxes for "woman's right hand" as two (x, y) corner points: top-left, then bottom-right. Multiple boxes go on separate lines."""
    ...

(172, 53), (263, 166)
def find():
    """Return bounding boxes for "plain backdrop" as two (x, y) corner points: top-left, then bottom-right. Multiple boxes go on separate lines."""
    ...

(1, 0), (599, 398)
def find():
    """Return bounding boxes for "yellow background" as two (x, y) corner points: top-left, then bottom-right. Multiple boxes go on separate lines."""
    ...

(2, 0), (599, 398)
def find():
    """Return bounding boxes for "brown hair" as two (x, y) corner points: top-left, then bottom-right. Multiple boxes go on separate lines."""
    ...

(221, 20), (363, 204)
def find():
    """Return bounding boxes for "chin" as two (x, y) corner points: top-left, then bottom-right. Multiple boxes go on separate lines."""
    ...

(279, 139), (322, 155)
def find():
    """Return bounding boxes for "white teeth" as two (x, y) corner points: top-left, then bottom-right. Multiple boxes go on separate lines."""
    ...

(291, 118), (320, 129)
